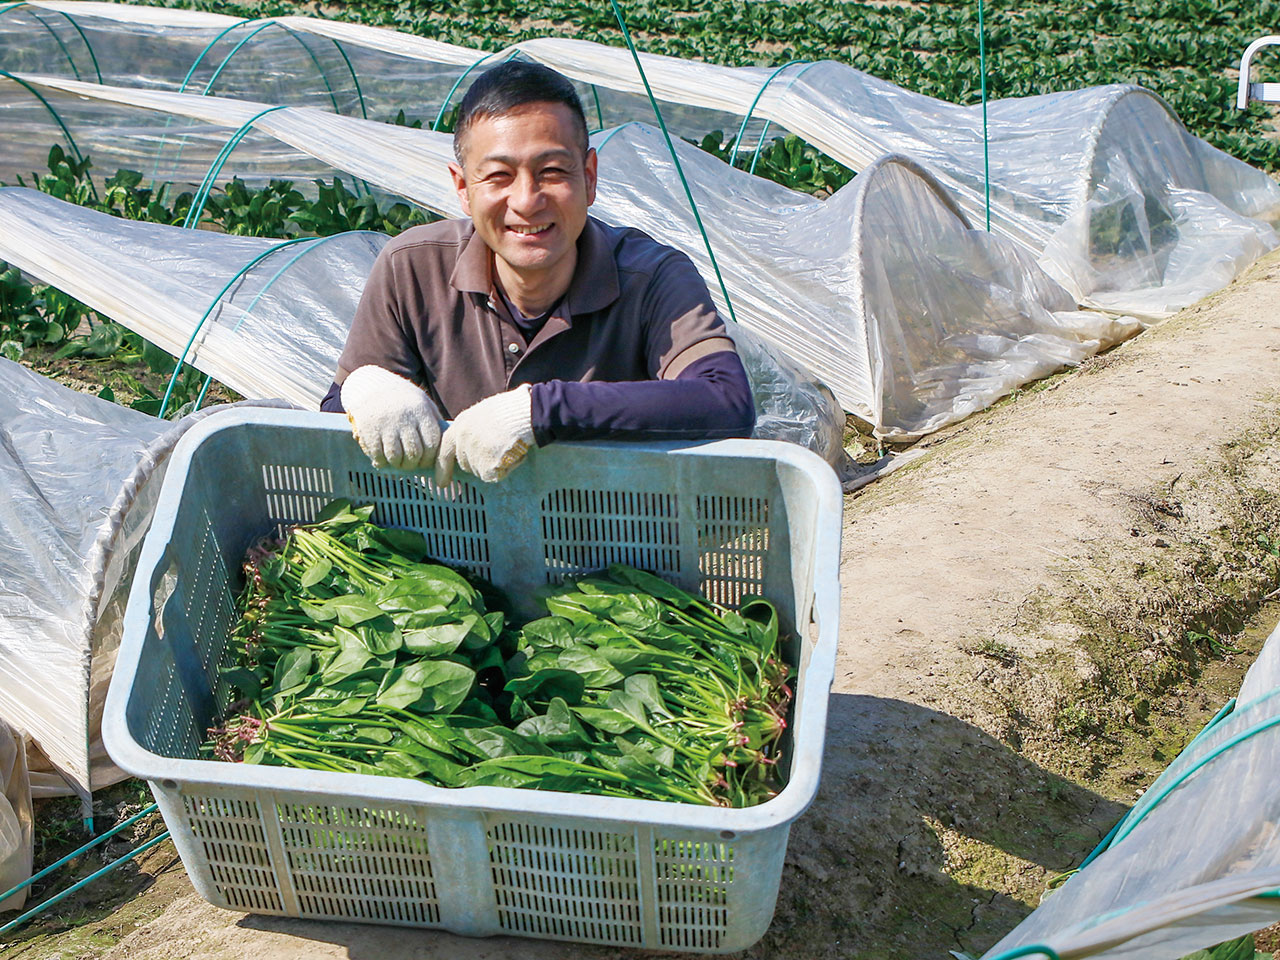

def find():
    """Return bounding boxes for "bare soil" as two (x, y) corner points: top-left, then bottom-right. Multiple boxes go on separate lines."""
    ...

(8, 250), (1280, 960)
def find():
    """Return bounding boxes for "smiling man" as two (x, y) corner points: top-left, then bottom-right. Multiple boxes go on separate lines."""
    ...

(322, 61), (755, 483)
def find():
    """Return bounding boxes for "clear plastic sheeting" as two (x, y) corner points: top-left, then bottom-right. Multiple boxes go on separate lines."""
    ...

(0, 76), (1137, 436)
(0, 74), (336, 192)
(0, 354), (293, 802)
(2, 2), (1278, 318)
(727, 317), (847, 466)
(982, 620), (1280, 960)
(0, 356), (171, 801)
(0, 188), (845, 460)
(851, 158), (1139, 432)
(1036, 88), (1280, 317)
(0, 187), (384, 407)
(598, 130), (1141, 435)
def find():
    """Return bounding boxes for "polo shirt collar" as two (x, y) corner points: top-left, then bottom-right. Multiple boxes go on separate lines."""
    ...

(447, 216), (621, 316)
(449, 224), (491, 295)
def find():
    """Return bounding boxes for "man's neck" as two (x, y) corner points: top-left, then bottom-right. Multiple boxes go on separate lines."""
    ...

(492, 248), (577, 318)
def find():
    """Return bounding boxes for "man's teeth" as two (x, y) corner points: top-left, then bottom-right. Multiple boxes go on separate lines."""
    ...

(509, 224), (551, 235)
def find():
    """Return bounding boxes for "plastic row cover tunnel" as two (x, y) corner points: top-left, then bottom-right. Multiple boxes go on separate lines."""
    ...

(1, 1), (1278, 318)
(0, 187), (845, 461)
(0, 353), (293, 803)
(0, 75), (1140, 437)
(982, 619), (1280, 960)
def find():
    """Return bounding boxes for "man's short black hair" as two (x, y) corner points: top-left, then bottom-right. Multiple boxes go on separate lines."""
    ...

(453, 61), (589, 164)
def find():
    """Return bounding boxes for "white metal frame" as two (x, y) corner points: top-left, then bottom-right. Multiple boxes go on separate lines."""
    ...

(1237, 36), (1280, 108)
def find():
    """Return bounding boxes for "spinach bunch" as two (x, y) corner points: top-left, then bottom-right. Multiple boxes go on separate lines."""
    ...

(207, 498), (513, 779)
(206, 500), (795, 808)
(493, 567), (795, 807)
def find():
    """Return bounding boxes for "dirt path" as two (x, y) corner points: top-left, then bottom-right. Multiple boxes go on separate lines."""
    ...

(14, 250), (1280, 960)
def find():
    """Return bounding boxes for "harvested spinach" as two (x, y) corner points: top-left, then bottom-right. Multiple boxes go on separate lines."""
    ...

(206, 498), (795, 807)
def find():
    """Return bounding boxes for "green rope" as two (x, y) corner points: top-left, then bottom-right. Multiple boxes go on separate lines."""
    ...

(434, 50), (523, 132)
(189, 230), (383, 411)
(728, 59), (806, 169)
(1185, 697), (1238, 749)
(198, 22), (345, 118)
(0, 831), (170, 935)
(606, 0), (737, 324)
(749, 64), (821, 175)
(164, 19), (369, 191)
(0, 5), (88, 82)
(978, 0), (991, 231)
(1076, 697), (1237, 872)
(589, 83), (605, 133)
(44, 6), (103, 84)
(178, 18), (254, 94)
(159, 234), (319, 418)
(748, 121), (774, 175)
(196, 23), (281, 94)
(327, 37), (368, 120)
(1108, 711), (1280, 849)
(146, 17), (253, 182)
(189, 23), (370, 194)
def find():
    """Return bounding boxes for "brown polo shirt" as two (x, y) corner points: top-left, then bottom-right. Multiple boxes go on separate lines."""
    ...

(335, 215), (734, 419)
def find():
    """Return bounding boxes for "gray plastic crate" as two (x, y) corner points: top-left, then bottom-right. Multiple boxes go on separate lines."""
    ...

(103, 407), (841, 952)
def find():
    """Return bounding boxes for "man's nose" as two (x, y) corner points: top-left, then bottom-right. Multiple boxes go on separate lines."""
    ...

(508, 170), (544, 212)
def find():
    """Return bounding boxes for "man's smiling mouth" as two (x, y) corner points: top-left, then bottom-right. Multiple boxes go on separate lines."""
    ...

(508, 223), (553, 236)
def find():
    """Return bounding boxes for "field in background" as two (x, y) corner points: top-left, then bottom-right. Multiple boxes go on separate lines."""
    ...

(146, 0), (1280, 174)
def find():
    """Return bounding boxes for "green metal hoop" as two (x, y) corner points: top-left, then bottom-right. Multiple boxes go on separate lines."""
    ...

(0, 70), (98, 201)
(0, 2), (102, 83)
(185, 230), (384, 412)
(727, 59), (807, 170)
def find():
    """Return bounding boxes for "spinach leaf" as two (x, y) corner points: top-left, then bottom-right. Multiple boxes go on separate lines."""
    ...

(504, 669), (586, 705)
(376, 660), (475, 714)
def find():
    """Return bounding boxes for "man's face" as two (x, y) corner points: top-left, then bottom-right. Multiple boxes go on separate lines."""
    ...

(449, 102), (597, 284)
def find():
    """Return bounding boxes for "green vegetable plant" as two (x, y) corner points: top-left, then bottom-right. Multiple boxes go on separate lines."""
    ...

(488, 565), (794, 807)
(205, 499), (796, 807)
(100, 167), (193, 225)
(689, 130), (855, 196)
(201, 177), (307, 237)
(207, 498), (514, 781)
(287, 177), (437, 236)
(0, 260), (100, 354)
(12, 144), (98, 206)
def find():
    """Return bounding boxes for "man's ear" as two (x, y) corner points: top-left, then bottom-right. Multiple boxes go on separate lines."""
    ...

(448, 160), (471, 216)
(584, 147), (598, 207)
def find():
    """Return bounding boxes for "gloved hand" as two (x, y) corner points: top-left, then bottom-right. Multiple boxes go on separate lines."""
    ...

(434, 384), (534, 486)
(340, 365), (444, 470)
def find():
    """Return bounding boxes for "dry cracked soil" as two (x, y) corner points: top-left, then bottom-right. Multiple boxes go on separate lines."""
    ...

(7, 248), (1280, 960)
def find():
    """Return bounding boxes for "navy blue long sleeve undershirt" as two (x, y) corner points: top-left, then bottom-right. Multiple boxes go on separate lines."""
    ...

(319, 350), (755, 444)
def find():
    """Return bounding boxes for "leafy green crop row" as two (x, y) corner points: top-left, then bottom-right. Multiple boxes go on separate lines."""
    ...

(142, 0), (1280, 175)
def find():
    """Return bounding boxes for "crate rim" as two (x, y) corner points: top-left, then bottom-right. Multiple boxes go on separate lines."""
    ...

(103, 405), (842, 835)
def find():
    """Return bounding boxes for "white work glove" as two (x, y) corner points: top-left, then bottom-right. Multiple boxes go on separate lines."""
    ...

(434, 384), (535, 486)
(340, 365), (443, 470)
